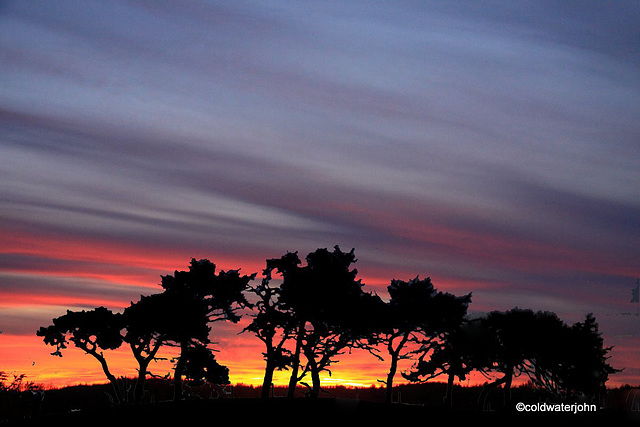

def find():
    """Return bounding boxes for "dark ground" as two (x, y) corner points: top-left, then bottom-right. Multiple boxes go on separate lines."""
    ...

(5, 397), (640, 427)
(3, 382), (640, 426)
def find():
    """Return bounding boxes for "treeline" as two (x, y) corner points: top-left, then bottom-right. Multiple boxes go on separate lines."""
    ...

(37, 246), (619, 408)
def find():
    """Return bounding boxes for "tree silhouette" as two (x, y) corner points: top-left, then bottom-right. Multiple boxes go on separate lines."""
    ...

(517, 310), (571, 398)
(244, 257), (298, 399)
(403, 317), (491, 406)
(474, 308), (543, 408)
(36, 307), (125, 403)
(261, 250), (307, 398)
(471, 308), (618, 409)
(269, 246), (379, 399)
(551, 313), (619, 401)
(36, 259), (252, 406)
(402, 307), (618, 409)
(155, 258), (255, 401)
(123, 292), (209, 403)
(378, 277), (471, 404)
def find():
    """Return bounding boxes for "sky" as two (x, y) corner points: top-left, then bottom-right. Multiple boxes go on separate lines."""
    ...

(1, 0), (639, 389)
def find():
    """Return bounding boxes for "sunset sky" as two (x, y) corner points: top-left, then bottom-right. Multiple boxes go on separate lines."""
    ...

(1, 1), (639, 389)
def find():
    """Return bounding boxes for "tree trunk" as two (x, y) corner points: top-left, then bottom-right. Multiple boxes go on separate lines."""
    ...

(310, 367), (321, 399)
(260, 333), (277, 399)
(303, 346), (320, 399)
(261, 358), (276, 399)
(384, 332), (409, 404)
(92, 351), (123, 404)
(478, 371), (510, 411)
(503, 367), (513, 407)
(131, 341), (162, 405)
(443, 371), (455, 407)
(287, 322), (305, 399)
(173, 342), (188, 401)
(384, 350), (399, 404)
(134, 360), (149, 405)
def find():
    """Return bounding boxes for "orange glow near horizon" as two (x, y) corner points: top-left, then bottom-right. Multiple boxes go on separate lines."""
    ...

(3, 330), (636, 391)
(1, 228), (638, 392)
(0, 334), (467, 390)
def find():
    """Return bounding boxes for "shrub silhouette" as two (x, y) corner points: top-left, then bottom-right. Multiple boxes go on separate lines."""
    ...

(181, 343), (230, 386)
